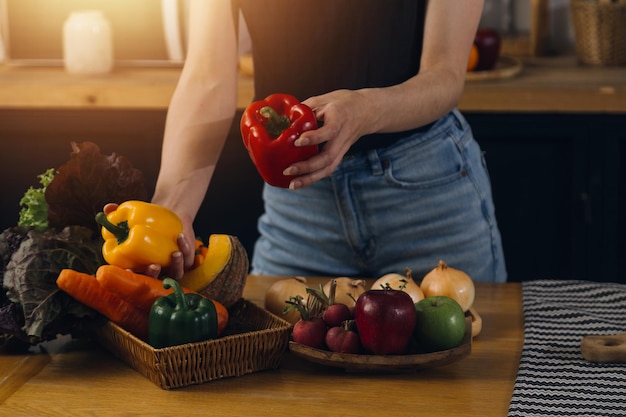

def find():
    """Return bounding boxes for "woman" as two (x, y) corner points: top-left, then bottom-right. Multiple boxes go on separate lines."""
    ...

(150, 0), (507, 282)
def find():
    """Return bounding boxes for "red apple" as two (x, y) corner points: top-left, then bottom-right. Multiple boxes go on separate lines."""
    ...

(354, 289), (417, 355)
(474, 28), (501, 71)
(413, 296), (466, 352)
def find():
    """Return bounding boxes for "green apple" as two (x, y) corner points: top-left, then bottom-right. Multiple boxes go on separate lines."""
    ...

(414, 296), (466, 352)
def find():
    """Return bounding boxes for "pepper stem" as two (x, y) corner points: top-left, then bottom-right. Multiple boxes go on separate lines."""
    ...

(95, 212), (129, 244)
(162, 278), (188, 311)
(260, 106), (291, 137)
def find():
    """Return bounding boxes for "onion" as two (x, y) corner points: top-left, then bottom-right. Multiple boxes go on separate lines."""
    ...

(264, 276), (309, 324)
(420, 260), (475, 312)
(323, 277), (366, 308)
(371, 268), (425, 304)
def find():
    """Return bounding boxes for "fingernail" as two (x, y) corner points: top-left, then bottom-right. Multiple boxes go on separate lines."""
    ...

(295, 137), (309, 146)
(283, 166), (297, 176)
(148, 264), (160, 273)
(289, 180), (302, 190)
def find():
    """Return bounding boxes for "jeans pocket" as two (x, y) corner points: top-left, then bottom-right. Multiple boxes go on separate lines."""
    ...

(383, 133), (467, 189)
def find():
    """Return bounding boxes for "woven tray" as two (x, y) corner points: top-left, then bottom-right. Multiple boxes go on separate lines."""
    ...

(91, 298), (292, 390)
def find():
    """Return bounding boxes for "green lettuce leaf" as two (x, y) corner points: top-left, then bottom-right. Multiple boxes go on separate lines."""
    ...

(18, 168), (56, 232)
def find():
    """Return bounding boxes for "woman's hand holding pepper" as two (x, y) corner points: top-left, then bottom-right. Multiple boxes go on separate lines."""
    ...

(283, 89), (373, 190)
(102, 203), (193, 280)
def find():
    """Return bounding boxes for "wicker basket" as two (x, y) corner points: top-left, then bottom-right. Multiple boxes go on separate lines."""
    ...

(91, 298), (292, 390)
(570, 0), (626, 66)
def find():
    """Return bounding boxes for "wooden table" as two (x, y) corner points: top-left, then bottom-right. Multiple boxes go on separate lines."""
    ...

(0, 277), (523, 417)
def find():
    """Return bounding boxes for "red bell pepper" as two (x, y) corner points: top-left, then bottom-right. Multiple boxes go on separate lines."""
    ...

(240, 93), (318, 188)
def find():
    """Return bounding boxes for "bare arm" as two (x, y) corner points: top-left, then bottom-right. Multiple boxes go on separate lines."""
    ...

(287, 0), (484, 189)
(152, 0), (239, 270)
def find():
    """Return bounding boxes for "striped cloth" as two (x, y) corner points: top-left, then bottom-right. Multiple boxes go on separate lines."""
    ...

(508, 280), (626, 417)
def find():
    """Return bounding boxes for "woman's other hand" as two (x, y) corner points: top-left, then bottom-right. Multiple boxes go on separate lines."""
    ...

(282, 89), (370, 189)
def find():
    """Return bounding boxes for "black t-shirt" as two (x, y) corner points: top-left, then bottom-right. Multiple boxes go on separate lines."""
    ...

(237, 0), (426, 102)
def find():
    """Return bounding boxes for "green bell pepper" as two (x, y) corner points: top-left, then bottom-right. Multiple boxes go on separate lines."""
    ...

(149, 277), (218, 348)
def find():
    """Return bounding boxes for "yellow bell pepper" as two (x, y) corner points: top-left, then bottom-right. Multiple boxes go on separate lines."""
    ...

(95, 200), (183, 270)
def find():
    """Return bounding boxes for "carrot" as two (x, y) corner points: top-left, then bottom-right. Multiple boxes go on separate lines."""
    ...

(56, 269), (149, 340)
(95, 265), (196, 312)
(209, 297), (230, 336)
(96, 264), (229, 335)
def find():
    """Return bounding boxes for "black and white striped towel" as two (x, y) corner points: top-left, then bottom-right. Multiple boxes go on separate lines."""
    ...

(508, 280), (626, 417)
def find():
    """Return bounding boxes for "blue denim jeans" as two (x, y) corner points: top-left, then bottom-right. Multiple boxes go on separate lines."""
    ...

(251, 109), (507, 282)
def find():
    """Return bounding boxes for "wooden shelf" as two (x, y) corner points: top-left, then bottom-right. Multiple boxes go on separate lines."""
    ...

(1, 55), (625, 113)
(461, 56), (626, 114)
(0, 64), (254, 111)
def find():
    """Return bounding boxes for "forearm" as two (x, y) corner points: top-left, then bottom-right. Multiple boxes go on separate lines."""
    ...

(152, 0), (238, 225)
(152, 75), (236, 224)
(357, 68), (465, 134)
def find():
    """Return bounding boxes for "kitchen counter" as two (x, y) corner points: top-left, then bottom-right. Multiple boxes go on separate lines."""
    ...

(1, 55), (625, 113)
(0, 277), (523, 416)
